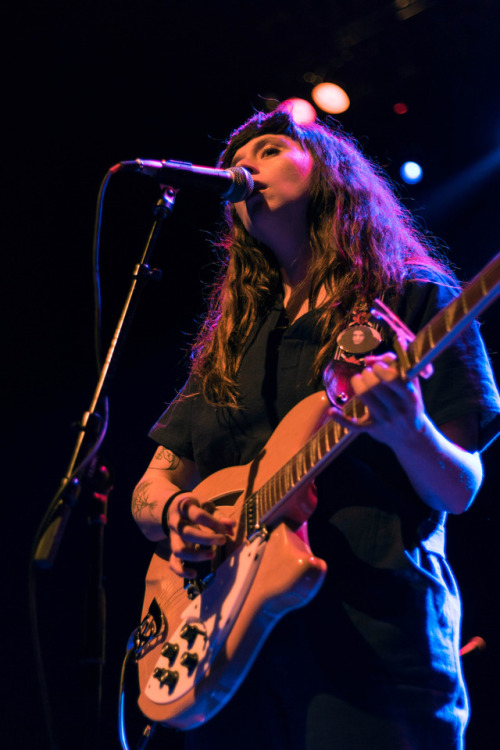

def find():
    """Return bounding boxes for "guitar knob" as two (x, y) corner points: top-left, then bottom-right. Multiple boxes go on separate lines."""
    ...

(153, 667), (179, 689)
(180, 623), (205, 647)
(161, 642), (179, 663)
(180, 651), (199, 675)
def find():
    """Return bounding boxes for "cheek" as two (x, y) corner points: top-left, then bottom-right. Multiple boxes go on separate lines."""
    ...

(283, 155), (314, 195)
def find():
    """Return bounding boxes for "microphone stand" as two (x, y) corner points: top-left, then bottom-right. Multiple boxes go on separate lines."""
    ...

(32, 184), (177, 750)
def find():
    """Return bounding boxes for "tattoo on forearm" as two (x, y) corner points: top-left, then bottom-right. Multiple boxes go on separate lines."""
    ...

(132, 480), (158, 520)
(154, 447), (181, 469)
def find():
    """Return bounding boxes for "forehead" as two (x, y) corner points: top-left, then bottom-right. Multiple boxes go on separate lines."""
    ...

(230, 134), (304, 165)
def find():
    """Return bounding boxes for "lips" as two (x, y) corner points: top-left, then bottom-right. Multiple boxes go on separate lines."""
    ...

(248, 181), (266, 198)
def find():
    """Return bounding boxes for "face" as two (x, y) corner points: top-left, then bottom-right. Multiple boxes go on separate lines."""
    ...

(352, 329), (365, 345)
(230, 134), (314, 250)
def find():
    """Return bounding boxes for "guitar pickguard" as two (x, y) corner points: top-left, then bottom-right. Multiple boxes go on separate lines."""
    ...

(145, 532), (268, 706)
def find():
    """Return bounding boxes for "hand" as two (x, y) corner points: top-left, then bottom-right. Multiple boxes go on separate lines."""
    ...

(167, 493), (236, 578)
(328, 352), (426, 449)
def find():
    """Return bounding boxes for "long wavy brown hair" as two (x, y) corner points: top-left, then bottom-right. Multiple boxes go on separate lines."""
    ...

(190, 108), (456, 406)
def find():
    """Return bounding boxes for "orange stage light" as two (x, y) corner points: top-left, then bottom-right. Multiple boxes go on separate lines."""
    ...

(311, 82), (350, 114)
(279, 98), (317, 124)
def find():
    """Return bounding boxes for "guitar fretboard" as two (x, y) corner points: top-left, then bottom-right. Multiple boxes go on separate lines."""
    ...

(407, 253), (500, 377)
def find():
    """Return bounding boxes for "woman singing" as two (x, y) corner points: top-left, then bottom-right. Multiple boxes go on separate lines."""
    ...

(132, 108), (500, 749)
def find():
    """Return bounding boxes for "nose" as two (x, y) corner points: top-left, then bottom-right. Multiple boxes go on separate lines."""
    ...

(235, 158), (258, 175)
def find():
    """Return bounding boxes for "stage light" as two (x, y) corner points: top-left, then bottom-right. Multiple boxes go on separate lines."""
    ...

(400, 161), (423, 184)
(393, 102), (408, 115)
(279, 98), (317, 124)
(311, 82), (350, 114)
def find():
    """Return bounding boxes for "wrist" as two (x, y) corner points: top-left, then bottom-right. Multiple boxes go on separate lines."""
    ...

(161, 490), (188, 537)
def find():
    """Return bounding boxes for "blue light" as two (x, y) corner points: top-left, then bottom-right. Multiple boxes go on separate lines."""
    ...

(400, 161), (423, 184)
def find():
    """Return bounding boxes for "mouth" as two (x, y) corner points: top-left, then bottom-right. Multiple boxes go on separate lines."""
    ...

(248, 182), (266, 200)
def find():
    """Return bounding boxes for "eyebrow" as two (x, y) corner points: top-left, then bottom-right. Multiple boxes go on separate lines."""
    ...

(230, 135), (288, 167)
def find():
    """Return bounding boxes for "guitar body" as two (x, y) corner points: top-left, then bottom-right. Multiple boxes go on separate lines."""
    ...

(137, 391), (331, 729)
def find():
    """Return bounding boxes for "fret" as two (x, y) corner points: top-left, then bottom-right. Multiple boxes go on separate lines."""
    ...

(271, 472), (280, 510)
(258, 483), (265, 517)
(314, 432), (322, 463)
(325, 422), (333, 451)
(299, 446), (307, 479)
(279, 466), (288, 499)
(318, 427), (328, 459)
(309, 435), (318, 467)
(264, 482), (272, 514)
(280, 464), (287, 494)
(282, 464), (290, 496)
(305, 442), (313, 473)
(258, 484), (267, 519)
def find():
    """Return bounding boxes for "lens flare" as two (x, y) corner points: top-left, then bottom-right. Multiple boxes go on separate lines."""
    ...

(400, 161), (423, 184)
(311, 82), (350, 114)
(279, 98), (317, 124)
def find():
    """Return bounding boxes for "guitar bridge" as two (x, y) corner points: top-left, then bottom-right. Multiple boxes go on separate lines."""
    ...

(247, 523), (269, 543)
(184, 558), (216, 600)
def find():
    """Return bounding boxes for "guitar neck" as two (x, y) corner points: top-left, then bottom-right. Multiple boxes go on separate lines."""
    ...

(407, 252), (500, 378)
(250, 251), (500, 531)
(249, 418), (357, 531)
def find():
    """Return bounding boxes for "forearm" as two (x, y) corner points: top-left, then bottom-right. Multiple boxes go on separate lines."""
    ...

(132, 449), (200, 541)
(132, 472), (183, 541)
(132, 461), (235, 579)
(391, 414), (483, 514)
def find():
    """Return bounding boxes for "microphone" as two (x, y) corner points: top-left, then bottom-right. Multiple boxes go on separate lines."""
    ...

(110, 159), (254, 202)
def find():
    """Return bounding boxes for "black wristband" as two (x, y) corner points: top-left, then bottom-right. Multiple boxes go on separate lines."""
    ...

(161, 490), (187, 537)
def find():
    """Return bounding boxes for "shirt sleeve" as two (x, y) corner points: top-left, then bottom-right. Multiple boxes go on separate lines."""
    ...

(148, 376), (198, 462)
(397, 280), (500, 452)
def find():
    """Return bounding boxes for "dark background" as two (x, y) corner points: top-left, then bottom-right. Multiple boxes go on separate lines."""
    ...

(5, 1), (500, 748)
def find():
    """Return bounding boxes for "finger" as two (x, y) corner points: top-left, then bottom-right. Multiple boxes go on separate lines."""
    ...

(353, 363), (408, 401)
(369, 365), (422, 406)
(351, 367), (383, 395)
(364, 351), (398, 366)
(182, 499), (236, 536)
(171, 543), (215, 563)
(370, 361), (399, 382)
(169, 556), (198, 579)
(179, 524), (228, 546)
(354, 377), (422, 428)
(327, 405), (369, 430)
(168, 496), (215, 534)
(353, 379), (409, 421)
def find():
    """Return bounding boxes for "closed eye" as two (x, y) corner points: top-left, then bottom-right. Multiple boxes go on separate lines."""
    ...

(261, 145), (281, 157)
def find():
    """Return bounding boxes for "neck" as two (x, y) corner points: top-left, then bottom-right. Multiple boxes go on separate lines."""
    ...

(276, 240), (310, 285)
(278, 248), (312, 322)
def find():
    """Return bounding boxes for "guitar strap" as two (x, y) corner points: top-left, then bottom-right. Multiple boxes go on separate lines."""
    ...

(331, 291), (449, 535)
